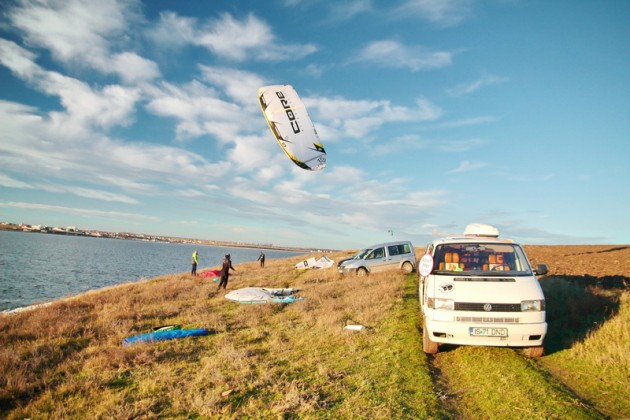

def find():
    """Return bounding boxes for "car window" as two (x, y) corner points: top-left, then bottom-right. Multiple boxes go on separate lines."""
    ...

(388, 243), (412, 256)
(368, 247), (385, 259)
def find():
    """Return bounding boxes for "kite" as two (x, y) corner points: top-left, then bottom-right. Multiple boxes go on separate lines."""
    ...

(258, 84), (326, 171)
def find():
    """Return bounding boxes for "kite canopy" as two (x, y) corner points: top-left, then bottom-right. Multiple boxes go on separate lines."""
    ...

(122, 328), (209, 346)
(258, 84), (326, 171)
(225, 287), (303, 304)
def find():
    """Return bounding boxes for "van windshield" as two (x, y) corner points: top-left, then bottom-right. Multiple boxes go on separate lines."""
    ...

(433, 243), (533, 275)
(355, 249), (371, 259)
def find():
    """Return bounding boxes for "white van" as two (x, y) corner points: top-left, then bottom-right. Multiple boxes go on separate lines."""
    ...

(338, 240), (416, 276)
(418, 224), (548, 357)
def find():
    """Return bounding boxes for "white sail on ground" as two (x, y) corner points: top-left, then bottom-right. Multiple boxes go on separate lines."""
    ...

(258, 84), (326, 171)
(295, 256), (334, 269)
(224, 288), (302, 304)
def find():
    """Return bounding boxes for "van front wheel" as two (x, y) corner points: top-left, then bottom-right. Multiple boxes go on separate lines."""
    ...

(423, 320), (439, 354)
(356, 267), (368, 277)
(401, 261), (414, 274)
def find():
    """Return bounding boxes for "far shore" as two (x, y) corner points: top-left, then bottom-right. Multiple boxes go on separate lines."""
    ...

(0, 223), (333, 253)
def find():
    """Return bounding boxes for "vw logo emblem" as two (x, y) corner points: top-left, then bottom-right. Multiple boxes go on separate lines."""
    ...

(483, 303), (492, 312)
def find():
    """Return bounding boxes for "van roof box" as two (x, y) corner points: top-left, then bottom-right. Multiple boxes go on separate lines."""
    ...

(463, 223), (500, 237)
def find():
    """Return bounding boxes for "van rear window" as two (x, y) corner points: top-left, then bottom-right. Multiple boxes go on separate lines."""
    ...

(433, 243), (532, 275)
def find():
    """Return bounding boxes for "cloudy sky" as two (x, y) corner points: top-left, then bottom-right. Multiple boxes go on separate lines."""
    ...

(1, 0), (628, 249)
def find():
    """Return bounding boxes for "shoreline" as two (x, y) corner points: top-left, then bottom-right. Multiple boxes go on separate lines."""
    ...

(0, 224), (335, 253)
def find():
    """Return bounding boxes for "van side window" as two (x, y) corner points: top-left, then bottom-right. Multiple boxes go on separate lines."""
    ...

(388, 245), (400, 256)
(388, 243), (412, 256)
(368, 247), (385, 259)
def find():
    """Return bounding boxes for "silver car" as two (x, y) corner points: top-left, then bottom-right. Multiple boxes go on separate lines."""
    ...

(338, 241), (416, 276)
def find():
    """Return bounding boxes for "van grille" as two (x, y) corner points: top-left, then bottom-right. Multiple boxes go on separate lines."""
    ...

(454, 302), (521, 312)
(456, 316), (520, 323)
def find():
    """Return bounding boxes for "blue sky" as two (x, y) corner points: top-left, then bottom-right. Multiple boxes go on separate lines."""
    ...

(1, 0), (629, 250)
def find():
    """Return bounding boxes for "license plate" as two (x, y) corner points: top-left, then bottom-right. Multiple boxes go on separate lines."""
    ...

(470, 327), (508, 337)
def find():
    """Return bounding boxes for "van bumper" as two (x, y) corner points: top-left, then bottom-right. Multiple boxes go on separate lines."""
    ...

(425, 320), (547, 347)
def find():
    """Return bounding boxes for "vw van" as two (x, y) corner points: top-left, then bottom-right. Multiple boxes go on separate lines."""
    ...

(418, 224), (548, 357)
(338, 240), (416, 276)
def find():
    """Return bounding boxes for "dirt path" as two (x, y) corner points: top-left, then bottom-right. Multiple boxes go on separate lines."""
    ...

(426, 352), (460, 418)
(422, 342), (604, 419)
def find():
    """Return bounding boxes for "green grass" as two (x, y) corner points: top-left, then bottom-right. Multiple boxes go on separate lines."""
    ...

(431, 346), (602, 419)
(539, 279), (630, 418)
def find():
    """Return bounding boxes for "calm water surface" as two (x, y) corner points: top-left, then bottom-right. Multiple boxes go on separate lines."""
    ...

(0, 230), (304, 311)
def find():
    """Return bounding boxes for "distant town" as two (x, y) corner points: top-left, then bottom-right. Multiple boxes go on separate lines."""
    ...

(0, 221), (330, 253)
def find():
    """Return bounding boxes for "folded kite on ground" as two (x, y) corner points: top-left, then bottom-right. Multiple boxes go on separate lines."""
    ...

(123, 328), (209, 346)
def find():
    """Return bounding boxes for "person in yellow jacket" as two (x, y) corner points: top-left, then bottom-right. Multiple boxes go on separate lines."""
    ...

(191, 250), (198, 276)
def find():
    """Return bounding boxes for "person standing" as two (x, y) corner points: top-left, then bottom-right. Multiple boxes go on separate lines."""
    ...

(218, 254), (235, 289)
(191, 250), (198, 276)
(257, 251), (265, 268)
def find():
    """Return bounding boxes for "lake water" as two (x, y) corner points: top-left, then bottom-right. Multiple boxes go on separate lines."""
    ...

(0, 230), (305, 312)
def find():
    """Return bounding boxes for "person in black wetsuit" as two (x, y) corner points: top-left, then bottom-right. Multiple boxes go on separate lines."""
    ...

(218, 254), (235, 289)
(257, 251), (265, 268)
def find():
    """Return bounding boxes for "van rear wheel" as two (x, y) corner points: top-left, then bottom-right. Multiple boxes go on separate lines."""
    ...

(423, 320), (438, 354)
(401, 261), (413, 274)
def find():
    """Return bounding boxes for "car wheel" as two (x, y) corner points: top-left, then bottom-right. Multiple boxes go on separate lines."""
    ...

(356, 267), (368, 277)
(401, 261), (413, 274)
(523, 346), (544, 358)
(423, 320), (438, 354)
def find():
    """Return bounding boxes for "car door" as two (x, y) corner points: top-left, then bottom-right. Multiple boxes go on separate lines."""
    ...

(364, 247), (387, 272)
(384, 244), (404, 271)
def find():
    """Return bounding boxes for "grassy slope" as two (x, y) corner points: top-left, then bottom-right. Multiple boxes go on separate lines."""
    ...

(539, 283), (629, 418)
(0, 253), (443, 418)
(1, 251), (628, 418)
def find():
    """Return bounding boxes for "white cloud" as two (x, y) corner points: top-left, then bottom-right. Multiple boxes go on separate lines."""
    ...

(436, 138), (487, 152)
(199, 65), (265, 107)
(354, 40), (453, 71)
(305, 95), (442, 140)
(446, 74), (508, 96)
(3, 179), (132, 203)
(449, 160), (487, 173)
(194, 13), (317, 62)
(0, 100), (231, 194)
(146, 11), (196, 47)
(0, 39), (39, 78)
(392, 0), (474, 27)
(0, 173), (35, 189)
(0, 201), (160, 221)
(0, 57), (142, 133)
(328, 0), (373, 21)
(144, 80), (243, 141)
(110, 52), (160, 83)
(371, 134), (431, 155)
(431, 116), (499, 129)
(7, 0), (161, 83)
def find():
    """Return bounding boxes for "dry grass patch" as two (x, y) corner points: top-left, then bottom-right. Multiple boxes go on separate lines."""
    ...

(1, 254), (442, 418)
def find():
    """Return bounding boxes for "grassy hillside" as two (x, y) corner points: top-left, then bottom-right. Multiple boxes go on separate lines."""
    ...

(1, 249), (628, 418)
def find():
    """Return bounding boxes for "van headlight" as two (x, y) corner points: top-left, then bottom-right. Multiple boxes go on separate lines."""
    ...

(521, 300), (545, 312)
(427, 298), (454, 310)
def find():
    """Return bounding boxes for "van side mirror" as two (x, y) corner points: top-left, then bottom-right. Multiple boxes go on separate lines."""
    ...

(534, 264), (548, 276)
